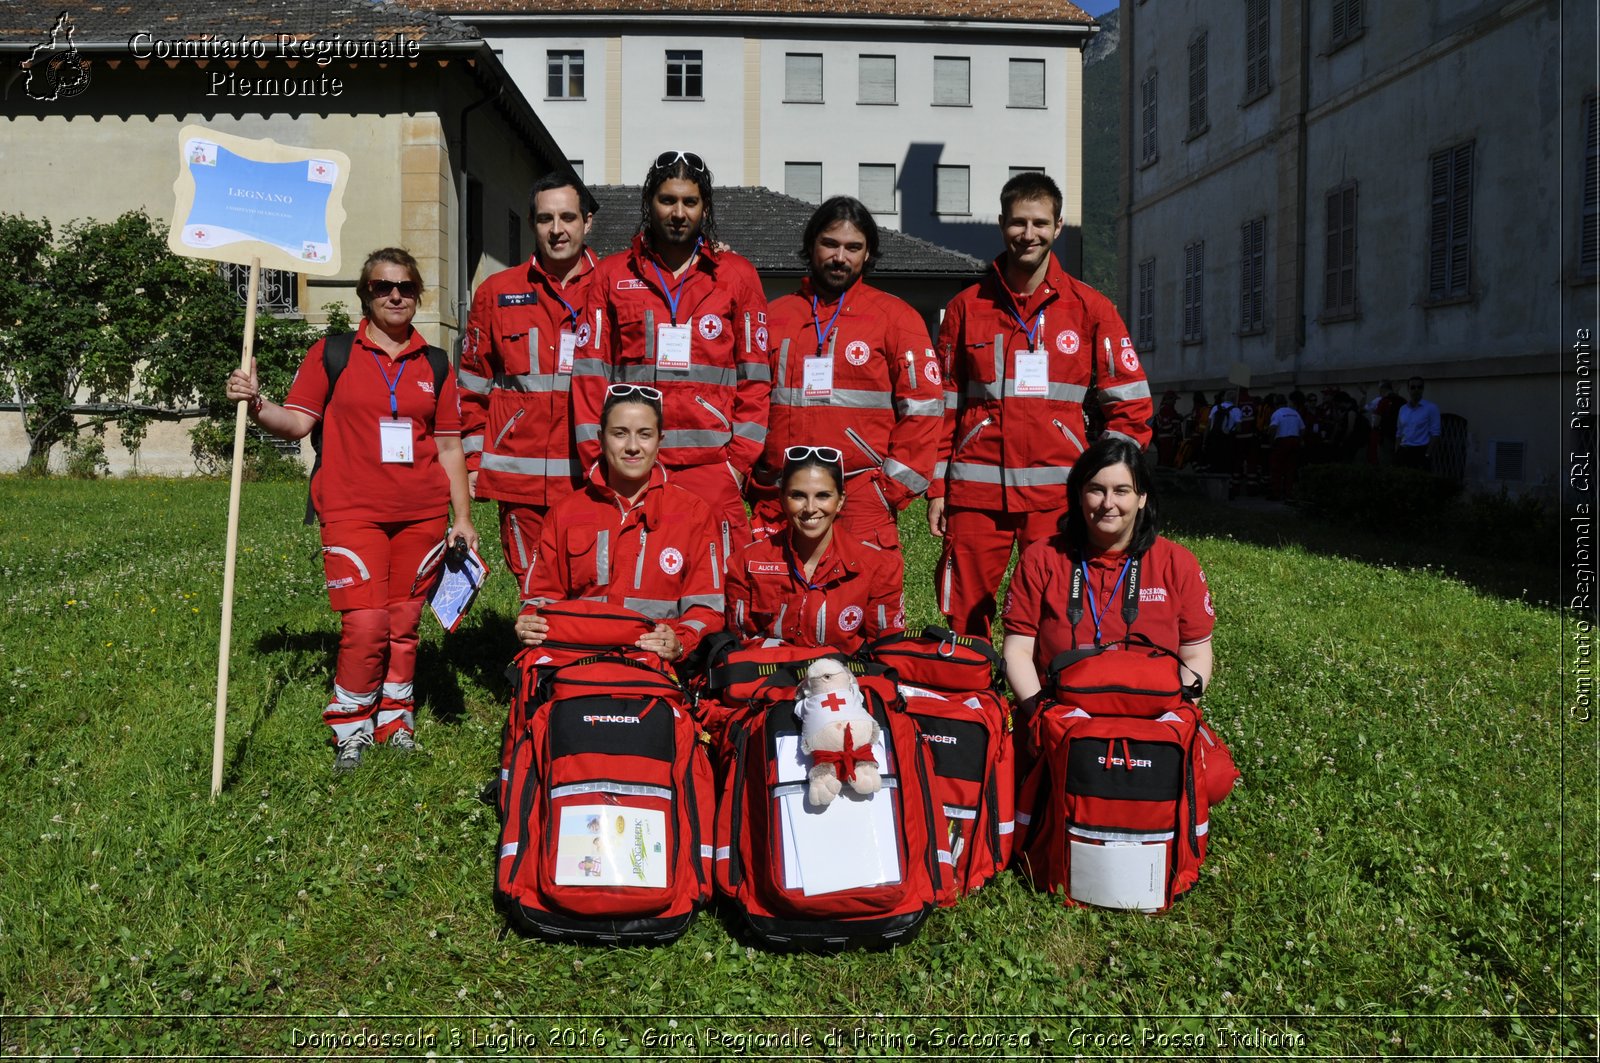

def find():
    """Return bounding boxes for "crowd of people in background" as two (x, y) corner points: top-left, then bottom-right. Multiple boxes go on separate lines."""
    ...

(1153, 375), (1444, 500)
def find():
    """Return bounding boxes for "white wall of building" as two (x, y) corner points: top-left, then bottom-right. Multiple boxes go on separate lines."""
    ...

(477, 17), (1092, 260)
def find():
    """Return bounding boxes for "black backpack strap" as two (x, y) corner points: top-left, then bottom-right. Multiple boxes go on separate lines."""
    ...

(303, 337), (452, 526)
(305, 332), (356, 526)
(1121, 555), (1141, 626)
(422, 344), (450, 396)
(1066, 561), (1085, 626)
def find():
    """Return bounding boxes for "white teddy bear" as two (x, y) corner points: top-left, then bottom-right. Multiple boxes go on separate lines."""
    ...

(794, 657), (882, 806)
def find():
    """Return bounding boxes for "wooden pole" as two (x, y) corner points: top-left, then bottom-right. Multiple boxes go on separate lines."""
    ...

(211, 257), (260, 798)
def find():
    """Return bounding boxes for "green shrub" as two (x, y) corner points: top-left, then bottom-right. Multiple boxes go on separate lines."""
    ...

(63, 434), (110, 479)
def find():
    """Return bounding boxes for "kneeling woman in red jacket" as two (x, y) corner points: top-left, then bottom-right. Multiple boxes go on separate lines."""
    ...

(725, 446), (905, 654)
(514, 384), (725, 664)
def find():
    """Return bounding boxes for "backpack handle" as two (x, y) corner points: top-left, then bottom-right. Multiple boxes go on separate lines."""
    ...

(1047, 631), (1205, 701)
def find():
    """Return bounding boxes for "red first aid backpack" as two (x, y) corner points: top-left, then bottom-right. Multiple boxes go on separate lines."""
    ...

(495, 651), (714, 944)
(712, 667), (947, 949)
(1015, 703), (1210, 912)
(498, 601), (658, 819)
(862, 627), (1015, 902)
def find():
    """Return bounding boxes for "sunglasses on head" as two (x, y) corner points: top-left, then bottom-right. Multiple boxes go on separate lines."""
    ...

(784, 445), (843, 464)
(367, 279), (420, 299)
(608, 383), (663, 400)
(651, 150), (709, 176)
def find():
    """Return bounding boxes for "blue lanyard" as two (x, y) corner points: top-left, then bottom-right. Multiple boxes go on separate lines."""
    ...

(372, 352), (407, 418)
(1080, 557), (1131, 645)
(551, 290), (581, 331)
(786, 539), (829, 591)
(647, 239), (701, 325)
(810, 289), (849, 354)
(1006, 304), (1046, 350)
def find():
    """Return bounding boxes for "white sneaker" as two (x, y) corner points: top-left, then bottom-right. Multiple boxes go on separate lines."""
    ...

(333, 731), (374, 773)
(387, 729), (419, 754)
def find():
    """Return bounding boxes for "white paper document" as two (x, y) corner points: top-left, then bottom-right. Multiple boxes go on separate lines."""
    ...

(553, 804), (669, 888)
(774, 733), (902, 895)
(427, 544), (488, 632)
(1068, 839), (1166, 910)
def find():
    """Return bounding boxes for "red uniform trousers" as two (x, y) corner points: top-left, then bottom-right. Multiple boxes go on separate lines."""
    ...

(666, 461), (753, 559)
(319, 516), (444, 743)
(937, 505), (1061, 641)
(496, 501), (549, 586)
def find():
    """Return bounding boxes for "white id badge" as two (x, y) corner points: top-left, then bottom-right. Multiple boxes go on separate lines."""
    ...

(656, 324), (692, 371)
(557, 330), (577, 374)
(1013, 351), (1050, 397)
(379, 417), (415, 464)
(803, 355), (834, 400)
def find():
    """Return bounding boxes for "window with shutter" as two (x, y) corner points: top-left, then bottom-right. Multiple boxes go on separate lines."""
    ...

(785, 163), (823, 205)
(933, 57), (970, 106)
(859, 55), (896, 104)
(785, 53), (823, 103)
(1137, 258), (1155, 350)
(1427, 142), (1473, 300)
(1141, 71), (1158, 164)
(1244, 0), (1271, 101)
(1323, 182), (1358, 317)
(859, 164), (896, 213)
(1240, 217), (1266, 333)
(1188, 33), (1208, 136)
(1583, 96), (1598, 276)
(935, 165), (970, 214)
(1331, 0), (1364, 49)
(1183, 241), (1205, 343)
(1009, 58), (1045, 108)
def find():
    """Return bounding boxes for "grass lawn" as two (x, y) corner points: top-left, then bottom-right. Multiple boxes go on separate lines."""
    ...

(0, 477), (1591, 1059)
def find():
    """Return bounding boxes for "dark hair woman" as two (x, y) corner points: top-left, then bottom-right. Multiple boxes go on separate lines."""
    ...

(724, 445), (905, 654)
(1001, 436), (1214, 707)
(514, 383), (725, 665)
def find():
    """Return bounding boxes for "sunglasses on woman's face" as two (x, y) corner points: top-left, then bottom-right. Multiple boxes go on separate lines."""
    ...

(784, 445), (843, 463)
(650, 150), (708, 177)
(608, 383), (663, 400)
(367, 279), (420, 299)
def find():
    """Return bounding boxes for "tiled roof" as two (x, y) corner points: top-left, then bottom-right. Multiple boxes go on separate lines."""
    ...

(588, 185), (985, 276)
(0, 2), (480, 47)
(429, 0), (1095, 25)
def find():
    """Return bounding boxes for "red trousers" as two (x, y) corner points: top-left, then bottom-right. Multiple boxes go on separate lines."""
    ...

(665, 461), (752, 559)
(497, 501), (549, 587)
(319, 516), (444, 742)
(936, 505), (1062, 641)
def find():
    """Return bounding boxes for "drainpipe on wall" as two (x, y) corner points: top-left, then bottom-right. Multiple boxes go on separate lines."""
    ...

(1295, 0), (1312, 356)
(455, 85), (500, 365)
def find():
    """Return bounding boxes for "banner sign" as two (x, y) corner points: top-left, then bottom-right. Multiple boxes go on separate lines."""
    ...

(168, 125), (349, 276)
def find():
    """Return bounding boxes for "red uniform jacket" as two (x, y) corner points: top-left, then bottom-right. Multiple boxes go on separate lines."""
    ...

(457, 250), (597, 507)
(1002, 535), (1214, 680)
(573, 236), (770, 476)
(283, 321), (461, 525)
(760, 279), (942, 510)
(521, 464), (726, 657)
(725, 529), (905, 655)
(932, 255), (1153, 512)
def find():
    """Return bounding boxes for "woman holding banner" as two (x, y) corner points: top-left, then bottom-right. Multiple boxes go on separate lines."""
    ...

(225, 247), (476, 772)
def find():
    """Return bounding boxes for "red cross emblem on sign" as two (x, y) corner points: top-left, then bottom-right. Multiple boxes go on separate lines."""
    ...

(315, 165), (327, 176)
(820, 692), (846, 713)
(193, 230), (206, 240)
